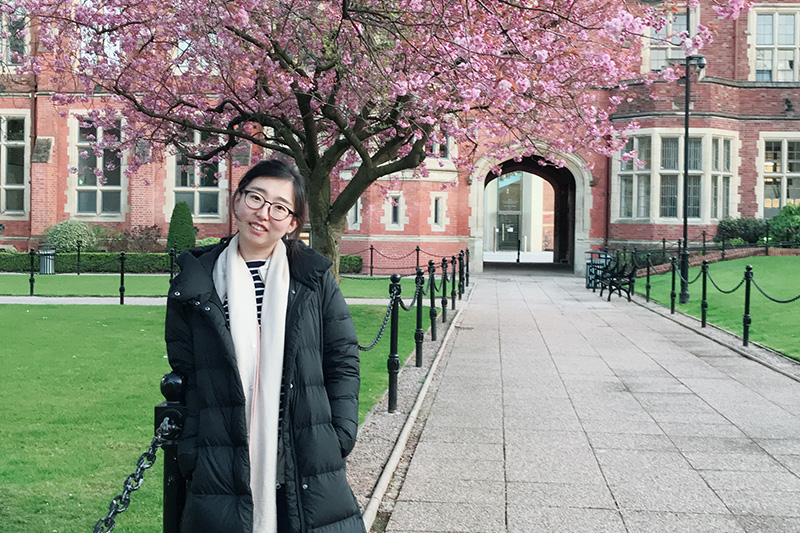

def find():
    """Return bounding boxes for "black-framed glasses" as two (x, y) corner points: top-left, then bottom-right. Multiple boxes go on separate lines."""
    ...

(241, 189), (295, 221)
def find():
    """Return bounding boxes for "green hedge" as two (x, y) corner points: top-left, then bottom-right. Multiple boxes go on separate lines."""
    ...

(340, 254), (363, 274)
(0, 252), (174, 273)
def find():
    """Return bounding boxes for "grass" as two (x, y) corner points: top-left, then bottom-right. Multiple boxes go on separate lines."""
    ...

(0, 300), (430, 532)
(635, 255), (800, 360)
(0, 273), (423, 299)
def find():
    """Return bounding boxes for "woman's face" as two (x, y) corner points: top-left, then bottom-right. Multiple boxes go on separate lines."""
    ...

(234, 176), (298, 260)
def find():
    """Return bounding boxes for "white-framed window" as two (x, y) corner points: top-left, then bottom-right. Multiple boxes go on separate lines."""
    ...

(380, 191), (408, 231)
(751, 9), (800, 81)
(346, 196), (362, 231)
(428, 192), (450, 231)
(613, 129), (738, 224)
(75, 120), (124, 216)
(711, 137), (732, 219)
(647, 10), (689, 72)
(1, 9), (25, 68)
(172, 131), (222, 217)
(0, 116), (28, 215)
(619, 137), (651, 218)
(761, 138), (800, 218)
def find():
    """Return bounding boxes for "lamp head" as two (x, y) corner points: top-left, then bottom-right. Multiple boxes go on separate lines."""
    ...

(696, 55), (707, 69)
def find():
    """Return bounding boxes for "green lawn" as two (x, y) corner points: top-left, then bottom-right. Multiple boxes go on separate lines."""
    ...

(0, 302), (428, 532)
(0, 272), (424, 299)
(635, 255), (800, 360)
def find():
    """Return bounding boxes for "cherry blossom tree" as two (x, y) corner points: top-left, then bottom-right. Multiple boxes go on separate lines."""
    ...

(6, 0), (747, 273)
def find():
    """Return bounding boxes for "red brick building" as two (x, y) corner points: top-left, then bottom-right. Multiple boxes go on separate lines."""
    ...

(1, 1), (799, 276)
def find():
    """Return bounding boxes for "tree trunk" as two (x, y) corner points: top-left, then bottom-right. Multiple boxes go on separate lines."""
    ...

(308, 194), (347, 281)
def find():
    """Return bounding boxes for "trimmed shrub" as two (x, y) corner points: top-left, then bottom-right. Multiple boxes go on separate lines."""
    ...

(0, 251), (172, 273)
(0, 251), (36, 272)
(768, 204), (800, 243)
(716, 216), (768, 244)
(340, 254), (363, 274)
(45, 220), (98, 252)
(166, 202), (195, 253)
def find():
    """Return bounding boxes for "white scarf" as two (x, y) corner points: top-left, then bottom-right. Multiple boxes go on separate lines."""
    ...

(213, 234), (290, 533)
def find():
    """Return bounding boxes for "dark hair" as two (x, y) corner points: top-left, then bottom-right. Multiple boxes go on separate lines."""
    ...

(234, 159), (308, 241)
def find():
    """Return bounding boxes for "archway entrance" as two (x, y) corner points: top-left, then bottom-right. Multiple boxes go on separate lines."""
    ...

(485, 158), (575, 265)
(469, 154), (589, 274)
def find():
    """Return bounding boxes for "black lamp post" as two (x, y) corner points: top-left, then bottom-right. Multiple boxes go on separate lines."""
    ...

(679, 48), (706, 304)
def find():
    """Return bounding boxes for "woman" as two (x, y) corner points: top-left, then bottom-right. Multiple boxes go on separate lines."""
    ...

(166, 159), (365, 533)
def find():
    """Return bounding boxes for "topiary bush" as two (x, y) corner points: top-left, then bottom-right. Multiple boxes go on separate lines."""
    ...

(45, 219), (98, 252)
(715, 216), (769, 244)
(340, 254), (363, 274)
(166, 202), (196, 253)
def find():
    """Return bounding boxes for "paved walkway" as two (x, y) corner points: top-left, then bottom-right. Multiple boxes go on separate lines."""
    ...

(385, 265), (800, 533)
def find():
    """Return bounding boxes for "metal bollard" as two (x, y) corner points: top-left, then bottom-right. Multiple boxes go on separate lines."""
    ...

(458, 250), (464, 300)
(701, 260), (709, 328)
(119, 252), (126, 305)
(370, 245), (374, 277)
(428, 260), (438, 341)
(670, 256), (676, 315)
(77, 240), (82, 275)
(645, 253), (651, 303)
(743, 265), (752, 347)
(415, 268), (424, 368)
(388, 274), (401, 413)
(415, 246), (420, 271)
(29, 250), (35, 296)
(450, 255), (457, 310)
(155, 372), (187, 533)
(441, 257), (448, 323)
(465, 249), (470, 287)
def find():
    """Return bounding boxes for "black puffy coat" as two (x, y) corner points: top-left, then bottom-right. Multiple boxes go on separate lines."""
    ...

(165, 239), (365, 533)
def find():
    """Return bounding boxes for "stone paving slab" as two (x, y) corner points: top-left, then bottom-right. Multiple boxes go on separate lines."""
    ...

(381, 266), (800, 533)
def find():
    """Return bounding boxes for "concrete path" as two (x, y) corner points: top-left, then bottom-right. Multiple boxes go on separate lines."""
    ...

(384, 265), (800, 533)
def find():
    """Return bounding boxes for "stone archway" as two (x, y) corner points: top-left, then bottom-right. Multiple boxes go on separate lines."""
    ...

(468, 153), (594, 275)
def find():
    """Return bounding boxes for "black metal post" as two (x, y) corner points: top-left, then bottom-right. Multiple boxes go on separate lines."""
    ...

(414, 268), (424, 368)
(765, 222), (770, 256)
(450, 255), (457, 310)
(721, 238), (726, 261)
(702, 231), (706, 256)
(441, 257), (448, 323)
(388, 274), (401, 413)
(701, 260), (709, 328)
(369, 245), (374, 277)
(465, 249), (470, 287)
(415, 246), (420, 271)
(119, 252), (126, 305)
(743, 265), (752, 347)
(77, 240), (82, 275)
(169, 247), (177, 281)
(428, 260), (437, 341)
(645, 253), (651, 303)
(29, 249), (35, 296)
(458, 250), (464, 300)
(516, 239), (521, 263)
(662, 237), (667, 264)
(155, 372), (186, 533)
(670, 256), (677, 315)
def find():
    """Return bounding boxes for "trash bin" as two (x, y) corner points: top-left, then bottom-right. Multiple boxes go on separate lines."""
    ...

(39, 244), (55, 275)
(585, 252), (610, 289)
